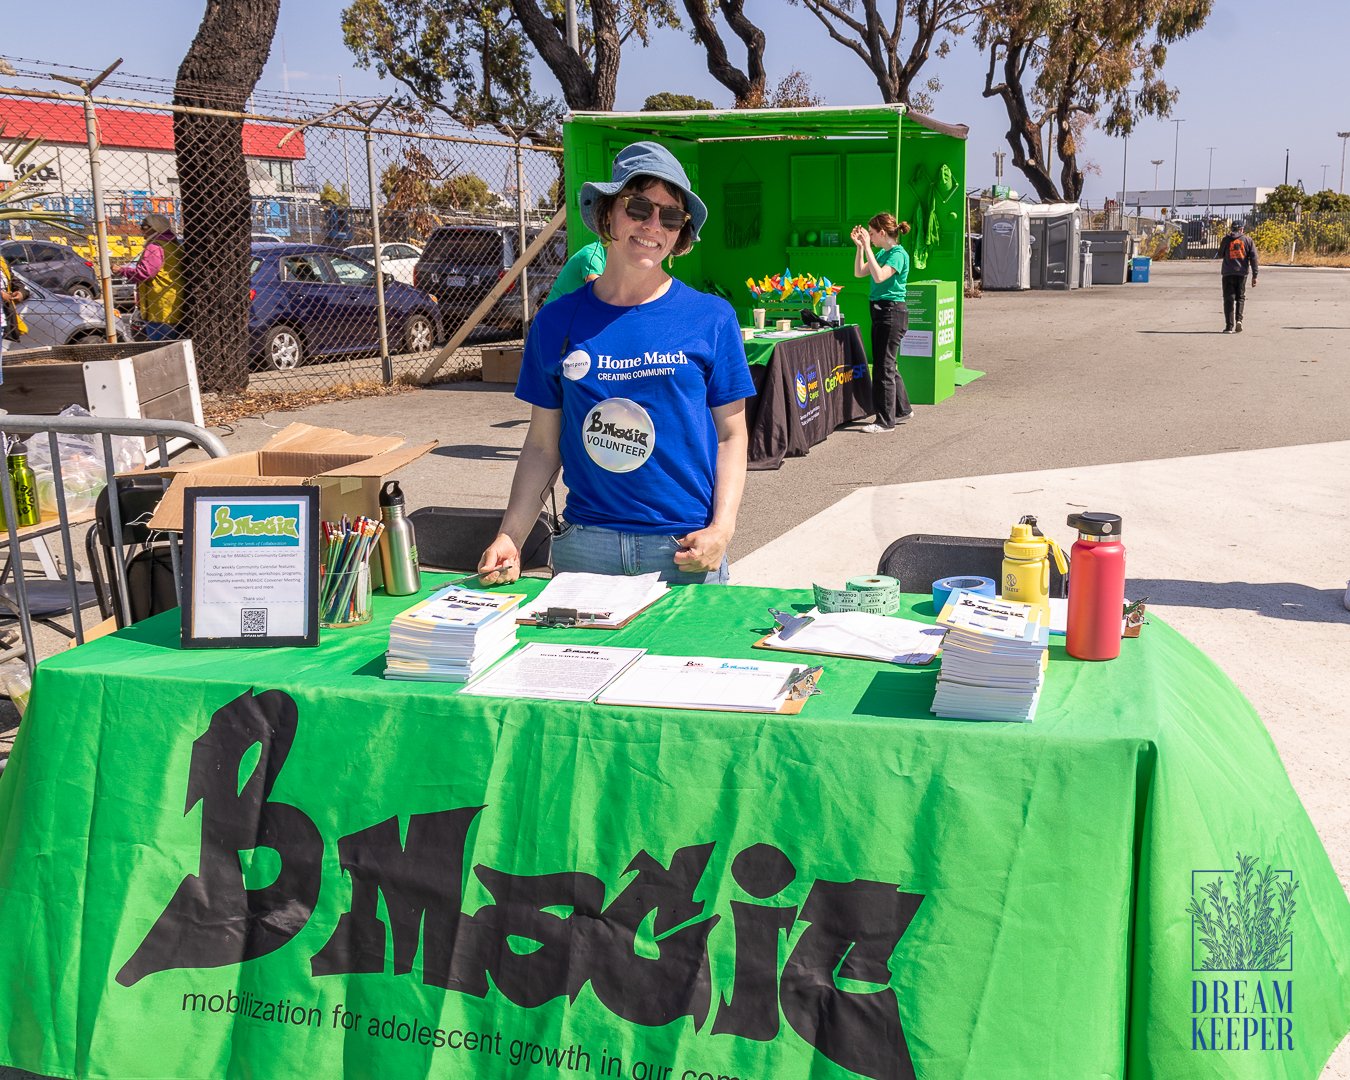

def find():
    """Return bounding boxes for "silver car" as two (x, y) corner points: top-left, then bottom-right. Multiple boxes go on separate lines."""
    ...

(12, 272), (129, 347)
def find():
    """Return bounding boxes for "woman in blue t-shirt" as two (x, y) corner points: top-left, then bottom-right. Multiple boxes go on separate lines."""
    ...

(479, 142), (755, 584)
(851, 213), (914, 432)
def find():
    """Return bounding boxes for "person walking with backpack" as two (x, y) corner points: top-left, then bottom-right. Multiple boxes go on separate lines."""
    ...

(1217, 221), (1258, 333)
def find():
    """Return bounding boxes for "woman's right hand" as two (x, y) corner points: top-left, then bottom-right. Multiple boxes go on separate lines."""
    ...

(478, 533), (521, 584)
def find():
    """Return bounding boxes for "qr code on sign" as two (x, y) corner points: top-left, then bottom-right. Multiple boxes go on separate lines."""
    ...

(241, 609), (268, 636)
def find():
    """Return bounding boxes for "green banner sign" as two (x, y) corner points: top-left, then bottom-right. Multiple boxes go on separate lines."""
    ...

(0, 582), (1347, 1079)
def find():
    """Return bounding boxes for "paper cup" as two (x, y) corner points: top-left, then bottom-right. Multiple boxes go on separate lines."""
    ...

(777, 318), (793, 331)
(752, 308), (766, 329)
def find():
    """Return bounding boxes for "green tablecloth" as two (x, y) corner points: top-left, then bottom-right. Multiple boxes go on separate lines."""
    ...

(742, 325), (841, 366)
(0, 578), (1346, 1080)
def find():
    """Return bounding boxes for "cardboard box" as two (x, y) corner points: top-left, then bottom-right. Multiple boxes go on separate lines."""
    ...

(481, 346), (523, 384)
(143, 422), (438, 533)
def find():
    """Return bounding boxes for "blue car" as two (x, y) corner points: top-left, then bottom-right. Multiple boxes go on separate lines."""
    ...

(249, 243), (443, 370)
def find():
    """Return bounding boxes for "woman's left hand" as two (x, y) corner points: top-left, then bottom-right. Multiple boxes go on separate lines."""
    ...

(673, 523), (732, 574)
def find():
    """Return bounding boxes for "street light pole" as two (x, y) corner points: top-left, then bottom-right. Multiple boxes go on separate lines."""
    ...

(1171, 119), (1184, 214)
(1206, 147), (1215, 214)
(1120, 134), (1129, 225)
(1151, 159), (1164, 190)
(1339, 132), (1350, 194)
(1284, 148), (1290, 186)
(1322, 164), (1330, 190)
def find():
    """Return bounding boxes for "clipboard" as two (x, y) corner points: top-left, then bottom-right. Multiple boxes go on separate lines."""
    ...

(594, 657), (821, 714)
(516, 602), (659, 630)
(752, 609), (943, 666)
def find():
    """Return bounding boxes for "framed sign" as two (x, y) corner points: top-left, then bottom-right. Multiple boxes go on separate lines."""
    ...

(181, 486), (320, 649)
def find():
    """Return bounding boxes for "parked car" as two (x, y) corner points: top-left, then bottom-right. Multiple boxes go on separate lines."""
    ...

(344, 242), (423, 286)
(412, 224), (565, 333)
(11, 271), (129, 347)
(1, 239), (99, 299)
(247, 243), (443, 370)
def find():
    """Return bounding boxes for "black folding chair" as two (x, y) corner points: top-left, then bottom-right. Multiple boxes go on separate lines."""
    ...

(876, 532), (1068, 597)
(84, 477), (181, 627)
(406, 506), (553, 574)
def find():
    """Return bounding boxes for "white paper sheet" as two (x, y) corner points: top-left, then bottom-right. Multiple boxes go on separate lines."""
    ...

(460, 642), (646, 702)
(522, 572), (667, 628)
(761, 609), (944, 665)
(596, 655), (807, 712)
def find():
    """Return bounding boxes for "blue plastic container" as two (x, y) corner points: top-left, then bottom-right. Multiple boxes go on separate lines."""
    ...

(1130, 257), (1151, 283)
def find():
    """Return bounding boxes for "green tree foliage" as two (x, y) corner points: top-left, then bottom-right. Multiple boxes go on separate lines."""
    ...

(643, 92), (716, 110)
(438, 173), (494, 211)
(318, 181), (350, 206)
(976, 0), (1210, 203)
(342, 0), (560, 132)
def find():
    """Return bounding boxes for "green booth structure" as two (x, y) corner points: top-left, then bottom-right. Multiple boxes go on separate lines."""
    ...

(562, 105), (974, 406)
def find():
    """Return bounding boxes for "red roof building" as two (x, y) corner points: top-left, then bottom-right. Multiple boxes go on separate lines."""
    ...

(0, 99), (305, 160)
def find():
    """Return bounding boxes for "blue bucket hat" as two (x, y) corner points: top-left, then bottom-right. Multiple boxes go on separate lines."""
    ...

(578, 141), (707, 244)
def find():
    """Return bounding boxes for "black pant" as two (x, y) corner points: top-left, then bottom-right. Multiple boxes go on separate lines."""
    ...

(869, 300), (912, 428)
(1222, 275), (1247, 329)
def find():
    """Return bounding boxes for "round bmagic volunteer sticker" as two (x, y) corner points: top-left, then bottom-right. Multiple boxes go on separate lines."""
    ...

(562, 349), (591, 381)
(582, 397), (655, 473)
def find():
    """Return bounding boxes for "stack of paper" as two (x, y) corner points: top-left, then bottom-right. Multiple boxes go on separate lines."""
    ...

(385, 586), (526, 682)
(930, 591), (1049, 722)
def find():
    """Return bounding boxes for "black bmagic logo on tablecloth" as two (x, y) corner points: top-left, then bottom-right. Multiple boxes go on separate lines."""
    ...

(117, 690), (926, 1080)
(1187, 854), (1298, 1053)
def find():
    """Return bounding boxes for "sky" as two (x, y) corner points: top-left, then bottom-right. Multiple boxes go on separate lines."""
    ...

(8, 0), (1350, 204)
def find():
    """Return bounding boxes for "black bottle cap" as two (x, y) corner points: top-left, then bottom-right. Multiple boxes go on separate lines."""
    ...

(380, 480), (404, 507)
(8, 442), (27, 457)
(1067, 511), (1122, 537)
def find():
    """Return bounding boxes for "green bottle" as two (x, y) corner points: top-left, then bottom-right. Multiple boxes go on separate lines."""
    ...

(8, 443), (40, 527)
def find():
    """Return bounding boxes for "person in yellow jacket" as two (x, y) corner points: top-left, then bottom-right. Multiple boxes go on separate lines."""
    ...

(1, 252), (28, 382)
(115, 212), (184, 341)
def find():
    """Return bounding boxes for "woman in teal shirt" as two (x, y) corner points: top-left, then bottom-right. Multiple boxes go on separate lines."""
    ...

(851, 213), (913, 432)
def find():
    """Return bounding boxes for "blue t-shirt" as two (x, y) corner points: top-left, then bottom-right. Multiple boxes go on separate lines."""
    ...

(517, 279), (755, 534)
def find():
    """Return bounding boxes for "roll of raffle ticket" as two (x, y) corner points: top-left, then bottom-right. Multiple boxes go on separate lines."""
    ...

(812, 575), (902, 615)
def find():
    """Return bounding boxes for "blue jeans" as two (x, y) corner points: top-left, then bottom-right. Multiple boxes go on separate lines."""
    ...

(551, 520), (730, 584)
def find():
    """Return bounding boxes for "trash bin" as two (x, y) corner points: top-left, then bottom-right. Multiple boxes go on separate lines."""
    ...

(1082, 229), (1129, 284)
(1079, 241), (1093, 289)
(1130, 256), (1151, 283)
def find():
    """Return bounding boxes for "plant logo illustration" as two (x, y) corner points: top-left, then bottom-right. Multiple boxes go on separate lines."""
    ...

(1189, 853), (1299, 972)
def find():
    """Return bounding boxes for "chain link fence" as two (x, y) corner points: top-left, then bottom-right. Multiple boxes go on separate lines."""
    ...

(1, 74), (565, 398)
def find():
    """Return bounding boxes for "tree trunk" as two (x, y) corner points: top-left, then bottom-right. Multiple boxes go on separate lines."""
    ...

(682, 0), (766, 107)
(174, 0), (280, 394)
(510, 0), (616, 110)
(983, 40), (1062, 202)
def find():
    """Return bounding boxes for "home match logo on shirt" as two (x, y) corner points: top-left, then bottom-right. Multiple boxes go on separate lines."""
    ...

(583, 398), (655, 473)
(1188, 853), (1298, 1052)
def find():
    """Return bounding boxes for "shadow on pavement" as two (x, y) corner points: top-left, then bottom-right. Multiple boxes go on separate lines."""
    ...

(1132, 579), (1350, 624)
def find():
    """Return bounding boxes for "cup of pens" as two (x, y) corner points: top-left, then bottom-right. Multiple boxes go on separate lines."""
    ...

(320, 515), (385, 629)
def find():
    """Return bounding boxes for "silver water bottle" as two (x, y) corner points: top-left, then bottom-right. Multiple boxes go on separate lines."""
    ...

(377, 480), (421, 595)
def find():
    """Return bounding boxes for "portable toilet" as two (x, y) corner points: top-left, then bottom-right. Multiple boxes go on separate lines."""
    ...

(1026, 203), (1081, 289)
(981, 200), (1031, 290)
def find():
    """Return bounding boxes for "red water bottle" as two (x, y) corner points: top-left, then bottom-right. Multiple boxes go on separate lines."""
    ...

(1065, 512), (1126, 660)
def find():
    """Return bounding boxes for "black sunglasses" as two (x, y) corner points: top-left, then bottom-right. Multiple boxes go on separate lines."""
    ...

(618, 193), (691, 233)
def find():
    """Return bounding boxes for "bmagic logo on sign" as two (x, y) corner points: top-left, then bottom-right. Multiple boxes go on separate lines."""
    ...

(1187, 854), (1299, 1052)
(116, 690), (926, 1080)
(210, 504), (301, 547)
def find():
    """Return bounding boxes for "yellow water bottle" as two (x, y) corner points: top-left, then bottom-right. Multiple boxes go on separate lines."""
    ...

(1001, 515), (1067, 627)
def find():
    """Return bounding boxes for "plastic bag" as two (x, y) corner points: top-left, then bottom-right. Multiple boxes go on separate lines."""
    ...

(0, 658), (32, 718)
(21, 405), (146, 517)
